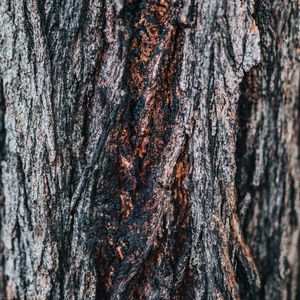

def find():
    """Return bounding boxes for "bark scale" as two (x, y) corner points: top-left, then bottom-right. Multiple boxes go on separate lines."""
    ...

(0, 0), (299, 299)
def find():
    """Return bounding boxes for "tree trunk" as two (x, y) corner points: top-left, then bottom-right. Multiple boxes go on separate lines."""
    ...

(0, 0), (299, 299)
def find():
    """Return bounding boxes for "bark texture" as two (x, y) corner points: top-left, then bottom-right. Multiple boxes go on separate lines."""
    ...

(0, 0), (299, 299)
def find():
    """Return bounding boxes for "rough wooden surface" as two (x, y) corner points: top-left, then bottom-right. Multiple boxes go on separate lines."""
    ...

(237, 1), (300, 299)
(0, 0), (299, 299)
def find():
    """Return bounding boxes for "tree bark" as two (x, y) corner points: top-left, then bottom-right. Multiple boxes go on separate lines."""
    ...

(0, 0), (299, 299)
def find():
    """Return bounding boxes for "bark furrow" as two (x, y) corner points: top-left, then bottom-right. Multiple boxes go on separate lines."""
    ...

(0, 0), (299, 299)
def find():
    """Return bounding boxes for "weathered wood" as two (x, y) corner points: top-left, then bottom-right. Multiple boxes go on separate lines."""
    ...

(0, 0), (298, 299)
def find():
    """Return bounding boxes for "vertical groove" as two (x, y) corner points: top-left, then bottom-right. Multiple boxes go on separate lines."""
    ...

(0, 78), (7, 300)
(237, 1), (300, 298)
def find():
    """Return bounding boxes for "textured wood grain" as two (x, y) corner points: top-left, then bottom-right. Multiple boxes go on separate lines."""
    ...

(0, 0), (299, 299)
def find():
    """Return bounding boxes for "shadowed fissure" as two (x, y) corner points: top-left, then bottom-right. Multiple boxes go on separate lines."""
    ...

(96, 1), (193, 299)
(0, 78), (7, 298)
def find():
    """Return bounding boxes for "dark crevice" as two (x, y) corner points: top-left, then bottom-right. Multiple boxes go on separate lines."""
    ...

(23, 0), (35, 62)
(0, 78), (7, 299)
(236, 69), (257, 227)
(95, 2), (190, 298)
(16, 155), (33, 231)
(235, 68), (262, 299)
